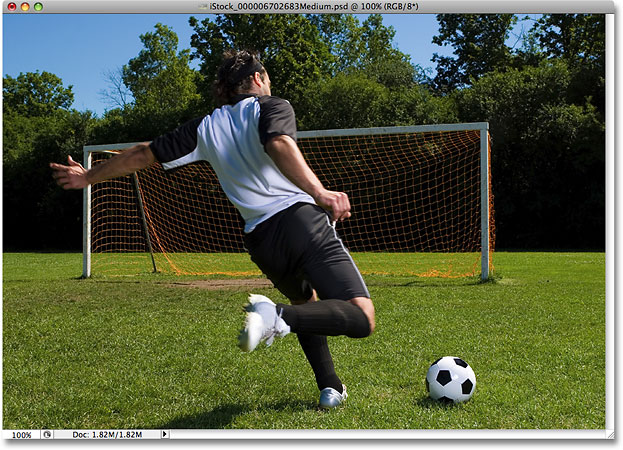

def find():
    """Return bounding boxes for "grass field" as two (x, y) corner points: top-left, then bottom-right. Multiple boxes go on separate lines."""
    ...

(2, 252), (606, 431)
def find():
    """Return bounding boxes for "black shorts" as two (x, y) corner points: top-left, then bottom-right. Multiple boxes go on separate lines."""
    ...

(243, 202), (370, 303)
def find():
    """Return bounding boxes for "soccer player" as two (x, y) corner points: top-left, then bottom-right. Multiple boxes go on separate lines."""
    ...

(50, 50), (375, 409)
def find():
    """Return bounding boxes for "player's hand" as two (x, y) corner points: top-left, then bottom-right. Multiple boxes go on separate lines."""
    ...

(50, 155), (89, 190)
(314, 189), (352, 223)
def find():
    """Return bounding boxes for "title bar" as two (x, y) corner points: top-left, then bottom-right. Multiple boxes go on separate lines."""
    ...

(2, 0), (616, 14)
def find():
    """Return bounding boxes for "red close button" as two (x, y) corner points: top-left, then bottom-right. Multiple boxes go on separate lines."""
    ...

(7, 2), (17, 11)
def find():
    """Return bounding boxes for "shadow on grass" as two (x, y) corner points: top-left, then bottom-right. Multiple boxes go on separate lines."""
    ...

(367, 279), (482, 288)
(160, 399), (318, 429)
(415, 395), (463, 410)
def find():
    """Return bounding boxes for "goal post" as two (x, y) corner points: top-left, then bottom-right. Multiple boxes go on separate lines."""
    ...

(480, 126), (491, 281)
(82, 122), (493, 280)
(82, 146), (91, 279)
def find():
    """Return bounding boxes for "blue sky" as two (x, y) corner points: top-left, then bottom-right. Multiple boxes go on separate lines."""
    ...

(2, 13), (535, 116)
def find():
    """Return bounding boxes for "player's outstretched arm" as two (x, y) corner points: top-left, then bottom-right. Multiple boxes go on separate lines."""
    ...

(50, 142), (155, 190)
(266, 135), (352, 223)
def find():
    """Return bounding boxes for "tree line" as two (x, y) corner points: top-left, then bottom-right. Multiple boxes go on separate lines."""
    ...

(3, 14), (605, 251)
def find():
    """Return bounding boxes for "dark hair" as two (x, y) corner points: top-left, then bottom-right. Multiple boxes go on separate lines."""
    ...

(213, 49), (266, 106)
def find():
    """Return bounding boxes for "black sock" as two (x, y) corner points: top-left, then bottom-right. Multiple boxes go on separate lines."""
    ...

(277, 299), (370, 338)
(297, 334), (343, 393)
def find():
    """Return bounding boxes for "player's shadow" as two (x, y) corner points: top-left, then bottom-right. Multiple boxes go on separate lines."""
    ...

(160, 399), (317, 429)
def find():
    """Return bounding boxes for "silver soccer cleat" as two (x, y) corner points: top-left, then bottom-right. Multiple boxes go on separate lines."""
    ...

(319, 384), (348, 409)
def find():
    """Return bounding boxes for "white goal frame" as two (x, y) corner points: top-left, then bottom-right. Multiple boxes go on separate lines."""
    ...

(82, 122), (491, 280)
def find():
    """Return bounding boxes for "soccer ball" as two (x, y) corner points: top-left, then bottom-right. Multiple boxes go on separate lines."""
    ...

(426, 356), (476, 403)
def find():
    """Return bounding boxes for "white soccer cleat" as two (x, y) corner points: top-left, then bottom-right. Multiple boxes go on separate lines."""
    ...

(238, 294), (290, 352)
(319, 384), (348, 409)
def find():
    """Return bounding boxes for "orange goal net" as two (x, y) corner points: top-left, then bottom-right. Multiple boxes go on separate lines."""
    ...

(83, 123), (494, 279)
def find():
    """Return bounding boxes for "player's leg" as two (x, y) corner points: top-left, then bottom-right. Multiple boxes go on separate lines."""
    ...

(238, 284), (348, 407)
(290, 291), (343, 396)
(239, 202), (374, 346)
(271, 281), (348, 405)
(239, 203), (372, 408)
(241, 213), (345, 398)
(239, 293), (373, 350)
(275, 204), (375, 337)
(349, 296), (375, 334)
(285, 217), (373, 409)
(286, 289), (349, 409)
(276, 297), (372, 337)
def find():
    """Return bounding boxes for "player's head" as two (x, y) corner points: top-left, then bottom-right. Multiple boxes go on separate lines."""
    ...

(214, 49), (269, 105)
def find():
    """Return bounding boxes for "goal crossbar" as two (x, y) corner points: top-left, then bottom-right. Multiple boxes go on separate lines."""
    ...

(298, 122), (490, 138)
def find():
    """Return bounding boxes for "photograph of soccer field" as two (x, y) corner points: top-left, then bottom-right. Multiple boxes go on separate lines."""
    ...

(2, 2), (612, 438)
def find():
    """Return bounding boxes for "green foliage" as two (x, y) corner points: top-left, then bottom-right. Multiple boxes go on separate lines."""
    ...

(317, 14), (416, 89)
(457, 60), (604, 248)
(534, 14), (606, 115)
(3, 110), (96, 250)
(3, 72), (95, 250)
(286, 15), (447, 129)
(298, 73), (390, 130)
(188, 14), (417, 110)
(390, 86), (459, 126)
(534, 14), (605, 66)
(118, 23), (202, 140)
(3, 71), (74, 117)
(298, 74), (456, 131)
(445, 13), (605, 248)
(432, 14), (517, 93)
(305, 14), (360, 72)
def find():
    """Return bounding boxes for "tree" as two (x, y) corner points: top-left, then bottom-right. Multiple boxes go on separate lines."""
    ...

(305, 14), (357, 73)
(309, 14), (417, 89)
(298, 74), (456, 131)
(3, 72), (95, 250)
(189, 14), (333, 109)
(99, 67), (132, 110)
(509, 16), (548, 69)
(3, 71), (77, 165)
(532, 14), (605, 115)
(457, 61), (604, 249)
(347, 14), (417, 89)
(189, 14), (426, 131)
(3, 71), (74, 117)
(533, 14), (605, 65)
(298, 73), (391, 130)
(120, 23), (201, 139)
(189, 14), (421, 110)
(432, 14), (517, 93)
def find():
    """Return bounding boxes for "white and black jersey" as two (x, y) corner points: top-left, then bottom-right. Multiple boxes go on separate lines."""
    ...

(150, 94), (316, 233)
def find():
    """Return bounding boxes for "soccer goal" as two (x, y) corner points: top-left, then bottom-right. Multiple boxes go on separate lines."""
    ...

(82, 122), (493, 280)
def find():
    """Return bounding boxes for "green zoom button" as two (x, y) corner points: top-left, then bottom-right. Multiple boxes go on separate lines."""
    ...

(34, 2), (43, 11)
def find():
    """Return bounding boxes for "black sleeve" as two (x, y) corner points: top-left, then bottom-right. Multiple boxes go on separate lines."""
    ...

(257, 96), (297, 145)
(149, 116), (205, 164)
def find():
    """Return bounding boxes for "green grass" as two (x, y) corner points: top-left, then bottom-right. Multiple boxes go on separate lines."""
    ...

(90, 250), (484, 278)
(2, 252), (606, 430)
